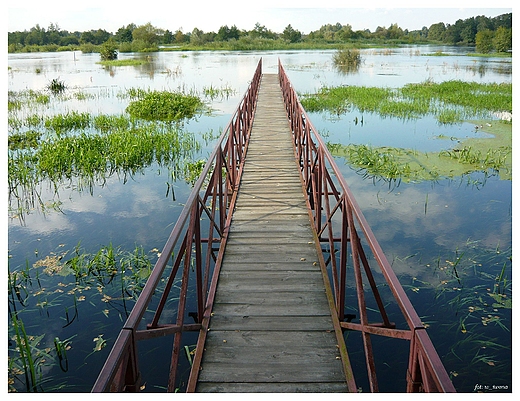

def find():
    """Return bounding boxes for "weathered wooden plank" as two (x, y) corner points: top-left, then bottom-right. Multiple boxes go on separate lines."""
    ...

(223, 243), (317, 254)
(196, 382), (349, 393)
(213, 290), (329, 307)
(221, 253), (319, 265)
(200, 347), (343, 366)
(217, 270), (324, 285)
(210, 300), (330, 316)
(208, 315), (333, 331)
(218, 261), (321, 272)
(198, 361), (346, 383)
(200, 329), (340, 347)
(222, 236), (316, 246)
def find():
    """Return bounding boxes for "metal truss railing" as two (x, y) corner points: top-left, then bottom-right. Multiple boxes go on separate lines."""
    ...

(92, 59), (262, 393)
(278, 59), (456, 393)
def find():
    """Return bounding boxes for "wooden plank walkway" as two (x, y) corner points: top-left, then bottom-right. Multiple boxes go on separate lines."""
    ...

(196, 74), (350, 392)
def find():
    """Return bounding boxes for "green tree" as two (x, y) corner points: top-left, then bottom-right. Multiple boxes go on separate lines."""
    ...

(174, 29), (188, 43)
(132, 23), (159, 47)
(81, 29), (110, 45)
(443, 20), (463, 44)
(387, 23), (404, 39)
(162, 29), (174, 44)
(26, 24), (46, 45)
(475, 15), (493, 33)
(216, 25), (240, 41)
(190, 28), (205, 45)
(115, 24), (135, 43)
(475, 29), (494, 53)
(282, 24), (302, 43)
(46, 23), (62, 45)
(336, 24), (354, 41)
(374, 26), (388, 39)
(60, 35), (80, 46)
(459, 17), (476, 44)
(428, 22), (446, 41)
(493, 26), (512, 53)
(250, 23), (277, 39)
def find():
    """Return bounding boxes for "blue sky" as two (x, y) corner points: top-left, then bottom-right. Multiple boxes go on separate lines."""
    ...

(7, 0), (513, 34)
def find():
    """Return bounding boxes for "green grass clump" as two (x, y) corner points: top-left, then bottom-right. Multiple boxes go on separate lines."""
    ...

(8, 123), (201, 208)
(34, 125), (200, 182)
(126, 90), (204, 122)
(97, 59), (148, 67)
(301, 80), (512, 123)
(8, 131), (42, 150)
(302, 86), (392, 115)
(93, 114), (132, 133)
(44, 111), (91, 135)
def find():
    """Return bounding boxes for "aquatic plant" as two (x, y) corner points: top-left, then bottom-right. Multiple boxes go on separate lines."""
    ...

(332, 47), (362, 74)
(328, 119), (511, 183)
(8, 242), (156, 392)
(203, 84), (237, 100)
(183, 159), (207, 186)
(301, 80), (512, 122)
(125, 90), (204, 121)
(46, 78), (67, 95)
(343, 144), (413, 184)
(97, 59), (148, 67)
(8, 131), (42, 150)
(394, 239), (512, 391)
(9, 312), (52, 392)
(44, 111), (91, 135)
(8, 118), (202, 221)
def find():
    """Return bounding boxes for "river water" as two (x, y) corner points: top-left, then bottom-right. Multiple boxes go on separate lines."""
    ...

(7, 46), (512, 392)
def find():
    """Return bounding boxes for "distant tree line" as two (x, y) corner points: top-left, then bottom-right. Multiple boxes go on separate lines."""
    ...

(8, 12), (512, 54)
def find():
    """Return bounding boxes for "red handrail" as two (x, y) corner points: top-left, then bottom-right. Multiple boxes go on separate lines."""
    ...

(92, 59), (262, 392)
(278, 59), (455, 393)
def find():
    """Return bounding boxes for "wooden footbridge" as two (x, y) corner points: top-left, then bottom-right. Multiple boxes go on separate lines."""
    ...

(92, 59), (456, 393)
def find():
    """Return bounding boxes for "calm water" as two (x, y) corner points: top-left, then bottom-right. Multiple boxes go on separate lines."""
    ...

(7, 47), (512, 392)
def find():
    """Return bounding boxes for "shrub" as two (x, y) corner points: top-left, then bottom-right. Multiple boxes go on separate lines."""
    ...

(99, 40), (118, 61)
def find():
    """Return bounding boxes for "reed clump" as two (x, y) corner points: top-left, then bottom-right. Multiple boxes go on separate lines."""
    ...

(332, 47), (362, 73)
(46, 78), (66, 95)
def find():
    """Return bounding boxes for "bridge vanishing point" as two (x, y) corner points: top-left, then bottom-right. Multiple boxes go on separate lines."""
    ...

(92, 59), (456, 393)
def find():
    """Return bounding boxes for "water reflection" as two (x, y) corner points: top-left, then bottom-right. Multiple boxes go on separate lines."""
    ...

(7, 47), (511, 392)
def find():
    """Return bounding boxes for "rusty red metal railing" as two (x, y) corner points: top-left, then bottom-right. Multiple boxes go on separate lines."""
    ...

(278, 59), (455, 392)
(91, 59), (262, 392)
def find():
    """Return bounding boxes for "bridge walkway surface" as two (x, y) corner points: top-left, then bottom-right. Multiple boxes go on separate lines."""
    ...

(195, 74), (351, 392)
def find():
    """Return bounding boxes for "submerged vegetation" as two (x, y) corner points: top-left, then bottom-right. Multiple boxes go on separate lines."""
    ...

(396, 240), (512, 389)
(8, 243), (155, 392)
(328, 119), (511, 184)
